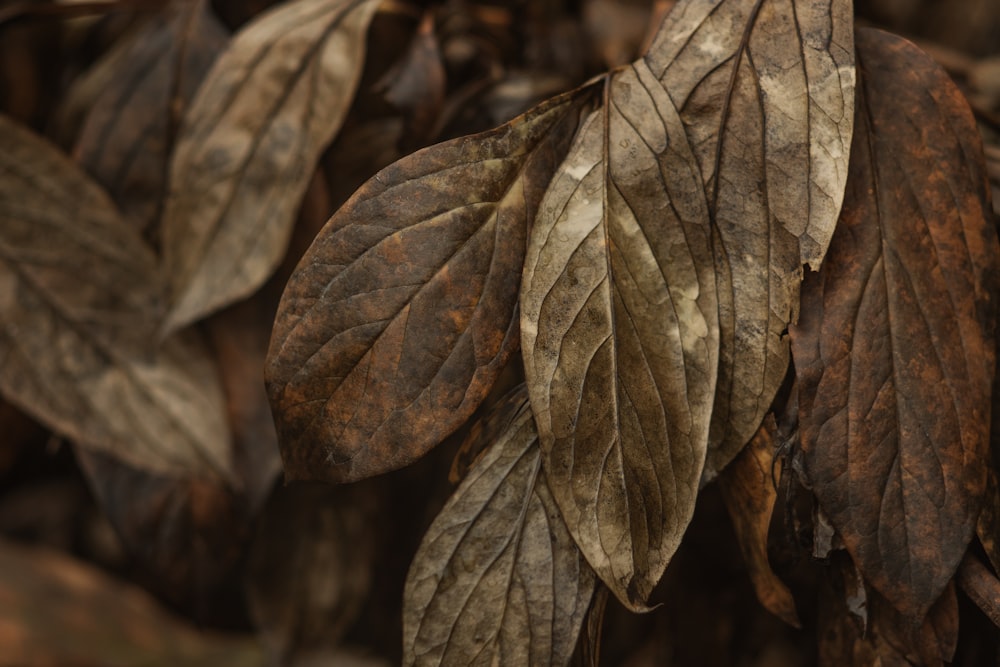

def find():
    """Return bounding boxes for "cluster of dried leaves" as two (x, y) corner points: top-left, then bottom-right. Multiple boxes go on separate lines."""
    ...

(2, 0), (1000, 665)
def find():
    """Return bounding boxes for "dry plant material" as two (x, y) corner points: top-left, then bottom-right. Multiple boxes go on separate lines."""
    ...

(0, 116), (231, 479)
(791, 28), (998, 619)
(265, 87), (599, 483)
(717, 415), (800, 627)
(520, 0), (854, 608)
(162, 0), (380, 333)
(73, 0), (227, 241)
(403, 388), (595, 666)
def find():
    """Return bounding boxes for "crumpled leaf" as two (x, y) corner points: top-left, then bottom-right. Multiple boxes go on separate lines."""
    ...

(162, 0), (380, 334)
(403, 386), (595, 666)
(73, 0), (227, 242)
(717, 415), (800, 627)
(790, 28), (998, 619)
(520, 0), (854, 608)
(0, 115), (231, 479)
(266, 86), (598, 483)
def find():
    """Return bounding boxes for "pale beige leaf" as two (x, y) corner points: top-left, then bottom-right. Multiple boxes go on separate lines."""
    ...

(520, 0), (854, 608)
(403, 388), (595, 666)
(0, 116), (231, 479)
(162, 0), (379, 334)
(644, 0), (855, 478)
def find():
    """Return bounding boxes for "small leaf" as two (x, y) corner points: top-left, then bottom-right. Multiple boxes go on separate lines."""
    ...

(0, 116), (231, 478)
(521, 0), (854, 608)
(265, 87), (598, 483)
(403, 387), (595, 666)
(790, 29), (998, 618)
(162, 0), (380, 333)
(717, 415), (800, 627)
(74, 0), (227, 242)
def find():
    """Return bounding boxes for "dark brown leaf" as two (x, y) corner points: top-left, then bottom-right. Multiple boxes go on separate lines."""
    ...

(403, 392), (595, 666)
(161, 0), (380, 334)
(790, 28), (998, 618)
(718, 415), (800, 627)
(0, 116), (232, 479)
(73, 0), (227, 242)
(265, 86), (598, 483)
(520, 0), (854, 608)
(246, 482), (378, 663)
(0, 539), (265, 667)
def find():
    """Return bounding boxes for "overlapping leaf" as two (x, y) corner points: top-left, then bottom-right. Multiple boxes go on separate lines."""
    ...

(162, 0), (380, 333)
(790, 28), (998, 618)
(265, 87), (598, 483)
(0, 116), (231, 479)
(520, 0), (853, 608)
(74, 0), (227, 241)
(403, 387), (595, 666)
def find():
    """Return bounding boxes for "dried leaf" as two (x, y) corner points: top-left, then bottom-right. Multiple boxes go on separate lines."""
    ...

(265, 86), (598, 483)
(162, 0), (380, 334)
(403, 392), (595, 666)
(790, 29), (998, 618)
(520, 0), (854, 608)
(0, 116), (231, 479)
(718, 415), (800, 627)
(0, 539), (265, 667)
(570, 586), (608, 667)
(246, 482), (377, 663)
(74, 0), (227, 242)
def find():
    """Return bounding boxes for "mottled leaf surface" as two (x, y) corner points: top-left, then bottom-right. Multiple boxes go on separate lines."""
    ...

(403, 388), (595, 666)
(520, 0), (853, 608)
(791, 29), (998, 618)
(0, 116), (231, 478)
(162, 0), (379, 333)
(266, 89), (597, 483)
(74, 0), (227, 242)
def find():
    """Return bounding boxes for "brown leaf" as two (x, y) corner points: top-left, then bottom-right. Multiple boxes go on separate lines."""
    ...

(570, 585), (608, 667)
(520, 0), (854, 608)
(0, 539), (265, 667)
(718, 415), (800, 628)
(0, 116), (232, 479)
(246, 482), (378, 663)
(403, 392), (595, 666)
(957, 551), (1000, 629)
(161, 0), (380, 334)
(75, 447), (247, 614)
(265, 86), (598, 483)
(790, 28), (998, 619)
(74, 0), (227, 243)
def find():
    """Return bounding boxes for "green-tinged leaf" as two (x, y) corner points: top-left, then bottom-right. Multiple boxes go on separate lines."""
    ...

(403, 387), (595, 666)
(162, 0), (380, 333)
(266, 87), (598, 483)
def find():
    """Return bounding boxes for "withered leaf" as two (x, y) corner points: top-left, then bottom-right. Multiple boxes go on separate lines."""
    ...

(790, 28), (998, 618)
(74, 0), (227, 242)
(0, 539), (265, 667)
(266, 87), (598, 483)
(246, 482), (377, 663)
(161, 0), (380, 334)
(717, 415), (800, 627)
(403, 390), (595, 666)
(0, 116), (232, 478)
(520, 0), (853, 608)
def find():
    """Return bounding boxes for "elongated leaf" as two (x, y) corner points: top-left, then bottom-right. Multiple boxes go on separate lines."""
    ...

(74, 0), (227, 242)
(162, 0), (380, 334)
(266, 87), (598, 483)
(0, 116), (231, 479)
(403, 387), (595, 666)
(520, 0), (853, 608)
(790, 29), (998, 618)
